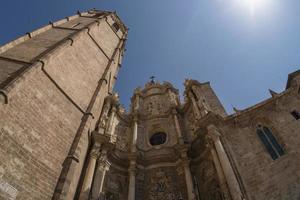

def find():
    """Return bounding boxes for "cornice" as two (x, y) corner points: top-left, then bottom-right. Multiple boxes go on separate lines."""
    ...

(224, 87), (294, 121)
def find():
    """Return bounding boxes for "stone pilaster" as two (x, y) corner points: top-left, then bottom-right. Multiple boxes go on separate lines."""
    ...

(127, 157), (137, 200)
(206, 140), (231, 199)
(180, 148), (196, 200)
(206, 125), (244, 200)
(172, 108), (184, 144)
(131, 114), (138, 152)
(79, 143), (101, 199)
(91, 149), (110, 200)
(188, 91), (201, 119)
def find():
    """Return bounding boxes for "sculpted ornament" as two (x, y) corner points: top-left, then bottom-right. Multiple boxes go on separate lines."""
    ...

(146, 169), (183, 200)
(99, 103), (111, 130)
(90, 143), (101, 158)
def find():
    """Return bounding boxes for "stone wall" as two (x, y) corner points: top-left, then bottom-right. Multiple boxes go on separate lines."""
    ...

(0, 10), (127, 200)
(220, 90), (300, 200)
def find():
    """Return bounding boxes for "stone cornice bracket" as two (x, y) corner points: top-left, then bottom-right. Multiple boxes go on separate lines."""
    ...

(65, 154), (80, 164)
(49, 21), (54, 27)
(26, 32), (32, 39)
(0, 90), (8, 104)
(233, 107), (242, 115)
(268, 89), (279, 98)
(99, 77), (108, 85)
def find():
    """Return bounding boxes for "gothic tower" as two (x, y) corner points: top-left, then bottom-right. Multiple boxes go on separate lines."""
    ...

(0, 9), (128, 200)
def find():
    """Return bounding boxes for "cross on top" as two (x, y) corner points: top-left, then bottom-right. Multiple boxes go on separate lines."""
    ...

(150, 76), (156, 83)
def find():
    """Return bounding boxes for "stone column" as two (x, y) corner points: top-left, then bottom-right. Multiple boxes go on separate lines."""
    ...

(188, 92), (201, 119)
(207, 125), (244, 200)
(127, 114), (138, 200)
(131, 115), (138, 152)
(208, 142), (230, 199)
(134, 94), (140, 110)
(182, 159), (196, 200)
(180, 148), (196, 200)
(172, 108), (184, 144)
(91, 149), (109, 200)
(79, 143), (101, 199)
(127, 159), (136, 200)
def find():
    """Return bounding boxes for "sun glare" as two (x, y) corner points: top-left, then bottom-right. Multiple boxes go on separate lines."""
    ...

(237, 0), (270, 17)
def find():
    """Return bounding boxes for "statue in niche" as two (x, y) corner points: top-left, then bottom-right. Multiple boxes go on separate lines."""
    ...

(99, 103), (111, 131)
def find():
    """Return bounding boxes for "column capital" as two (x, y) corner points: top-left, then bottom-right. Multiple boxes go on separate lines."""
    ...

(98, 161), (110, 171)
(90, 143), (101, 159)
(111, 105), (118, 112)
(171, 107), (178, 115)
(132, 113), (138, 122)
(182, 158), (191, 167)
(92, 131), (110, 143)
(92, 131), (117, 146)
(206, 125), (221, 142)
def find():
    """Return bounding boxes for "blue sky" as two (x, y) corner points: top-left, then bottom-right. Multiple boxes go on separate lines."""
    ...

(0, 0), (300, 113)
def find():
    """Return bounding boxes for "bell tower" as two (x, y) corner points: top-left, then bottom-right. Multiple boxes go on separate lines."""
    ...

(184, 79), (227, 118)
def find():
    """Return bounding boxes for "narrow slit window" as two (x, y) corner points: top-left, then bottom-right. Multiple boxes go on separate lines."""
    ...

(112, 22), (120, 32)
(256, 126), (284, 160)
(291, 110), (300, 120)
(190, 89), (198, 101)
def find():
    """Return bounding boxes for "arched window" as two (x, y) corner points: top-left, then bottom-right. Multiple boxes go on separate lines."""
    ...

(256, 125), (284, 160)
(150, 132), (167, 146)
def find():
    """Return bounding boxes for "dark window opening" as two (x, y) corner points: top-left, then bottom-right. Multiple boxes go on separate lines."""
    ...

(150, 132), (167, 146)
(291, 110), (300, 120)
(256, 126), (284, 160)
(190, 89), (198, 101)
(71, 23), (81, 28)
(112, 23), (120, 32)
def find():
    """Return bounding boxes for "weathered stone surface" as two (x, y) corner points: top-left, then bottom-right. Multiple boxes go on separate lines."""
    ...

(0, 9), (127, 200)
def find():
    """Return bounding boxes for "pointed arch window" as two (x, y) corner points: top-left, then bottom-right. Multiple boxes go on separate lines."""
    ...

(256, 125), (284, 160)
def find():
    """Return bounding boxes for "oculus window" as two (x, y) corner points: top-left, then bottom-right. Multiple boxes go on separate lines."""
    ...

(150, 132), (167, 146)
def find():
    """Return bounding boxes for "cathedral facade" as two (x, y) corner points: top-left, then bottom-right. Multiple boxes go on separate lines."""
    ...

(0, 9), (300, 200)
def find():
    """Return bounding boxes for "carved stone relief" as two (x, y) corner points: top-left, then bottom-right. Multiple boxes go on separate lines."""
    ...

(144, 167), (187, 200)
